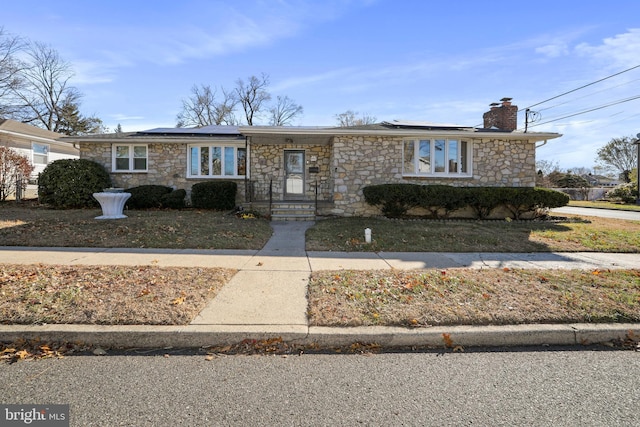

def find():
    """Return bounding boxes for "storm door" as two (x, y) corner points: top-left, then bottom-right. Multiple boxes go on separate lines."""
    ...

(284, 150), (305, 199)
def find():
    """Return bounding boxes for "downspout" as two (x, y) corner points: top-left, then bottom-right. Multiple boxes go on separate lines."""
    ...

(535, 140), (548, 149)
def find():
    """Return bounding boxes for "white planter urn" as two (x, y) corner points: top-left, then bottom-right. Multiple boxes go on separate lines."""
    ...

(93, 188), (131, 220)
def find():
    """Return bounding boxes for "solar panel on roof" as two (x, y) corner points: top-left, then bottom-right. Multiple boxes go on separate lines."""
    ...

(140, 125), (241, 135)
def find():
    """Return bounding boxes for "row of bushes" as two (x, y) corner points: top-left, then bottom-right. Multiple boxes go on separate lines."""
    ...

(363, 184), (569, 219)
(37, 159), (237, 210)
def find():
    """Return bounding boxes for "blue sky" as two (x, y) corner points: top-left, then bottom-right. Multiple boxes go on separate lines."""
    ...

(4, 0), (640, 171)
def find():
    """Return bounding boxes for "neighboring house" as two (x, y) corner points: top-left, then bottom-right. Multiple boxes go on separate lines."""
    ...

(0, 119), (78, 198)
(67, 99), (561, 218)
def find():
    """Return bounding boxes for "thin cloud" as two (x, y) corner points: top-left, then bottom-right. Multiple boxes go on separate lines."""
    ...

(575, 28), (640, 68)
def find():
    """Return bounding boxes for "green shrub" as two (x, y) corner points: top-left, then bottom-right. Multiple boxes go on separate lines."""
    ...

(362, 184), (422, 218)
(606, 182), (638, 204)
(499, 187), (569, 219)
(125, 185), (173, 209)
(461, 187), (502, 219)
(420, 185), (467, 218)
(363, 184), (569, 219)
(38, 159), (111, 208)
(191, 181), (237, 210)
(161, 189), (186, 209)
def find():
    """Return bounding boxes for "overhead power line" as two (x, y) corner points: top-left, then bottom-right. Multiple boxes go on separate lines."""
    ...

(523, 63), (640, 111)
(525, 94), (640, 129)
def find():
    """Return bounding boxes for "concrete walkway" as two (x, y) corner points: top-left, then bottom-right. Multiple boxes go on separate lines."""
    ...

(1, 218), (639, 349)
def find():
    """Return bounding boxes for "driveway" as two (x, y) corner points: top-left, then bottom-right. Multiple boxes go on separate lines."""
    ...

(552, 206), (640, 221)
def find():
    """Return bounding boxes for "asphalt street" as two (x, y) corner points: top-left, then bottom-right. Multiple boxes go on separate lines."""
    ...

(1, 348), (638, 426)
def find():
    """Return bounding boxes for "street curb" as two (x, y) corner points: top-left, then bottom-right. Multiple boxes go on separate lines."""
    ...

(1, 323), (637, 350)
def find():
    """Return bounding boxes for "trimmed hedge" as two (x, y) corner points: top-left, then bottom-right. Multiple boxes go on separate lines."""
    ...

(362, 184), (422, 218)
(363, 184), (569, 219)
(161, 189), (187, 209)
(38, 159), (111, 208)
(191, 181), (237, 210)
(125, 185), (173, 209)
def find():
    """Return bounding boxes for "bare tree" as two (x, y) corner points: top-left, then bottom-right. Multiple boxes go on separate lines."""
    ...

(235, 73), (271, 125)
(567, 166), (592, 176)
(535, 159), (561, 176)
(176, 84), (238, 127)
(268, 95), (303, 126)
(0, 27), (26, 118)
(335, 110), (377, 127)
(11, 42), (78, 131)
(596, 136), (637, 182)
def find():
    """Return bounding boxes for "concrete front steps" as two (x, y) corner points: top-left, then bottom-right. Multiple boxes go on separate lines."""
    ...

(241, 201), (316, 221)
(242, 200), (334, 221)
(271, 201), (316, 221)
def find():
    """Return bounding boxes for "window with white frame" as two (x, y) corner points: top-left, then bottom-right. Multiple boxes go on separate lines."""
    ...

(113, 144), (148, 172)
(188, 144), (246, 178)
(403, 138), (471, 176)
(32, 142), (49, 165)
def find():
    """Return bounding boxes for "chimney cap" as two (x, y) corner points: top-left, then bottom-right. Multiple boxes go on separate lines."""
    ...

(489, 102), (500, 107)
(500, 97), (513, 102)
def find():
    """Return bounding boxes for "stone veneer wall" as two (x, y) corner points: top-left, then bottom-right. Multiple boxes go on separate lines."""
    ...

(248, 143), (332, 201)
(331, 136), (536, 217)
(79, 143), (247, 203)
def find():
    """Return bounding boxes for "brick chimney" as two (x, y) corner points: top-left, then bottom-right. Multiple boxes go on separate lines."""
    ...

(482, 97), (518, 131)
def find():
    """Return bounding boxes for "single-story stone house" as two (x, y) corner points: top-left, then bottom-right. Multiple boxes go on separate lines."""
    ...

(66, 99), (561, 219)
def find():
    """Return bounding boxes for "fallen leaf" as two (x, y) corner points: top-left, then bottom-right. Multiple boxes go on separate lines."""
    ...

(171, 296), (185, 305)
(442, 333), (454, 348)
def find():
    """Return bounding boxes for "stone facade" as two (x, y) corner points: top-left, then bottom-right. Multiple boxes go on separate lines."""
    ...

(79, 143), (247, 202)
(248, 143), (332, 202)
(79, 134), (536, 216)
(330, 135), (536, 216)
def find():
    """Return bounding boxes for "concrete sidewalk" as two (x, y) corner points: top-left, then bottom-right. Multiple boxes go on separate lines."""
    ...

(1, 221), (639, 350)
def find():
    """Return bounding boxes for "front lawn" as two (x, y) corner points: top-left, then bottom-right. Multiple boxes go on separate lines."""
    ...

(0, 201), (272, 250)
(306, 216), (640, 252)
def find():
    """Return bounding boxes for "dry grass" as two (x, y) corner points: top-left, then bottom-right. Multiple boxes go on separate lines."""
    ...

(0, 201), (272, 250)
(308, 268), (640, 327)
(307, 216), (640, 252)
(0, 264), (235, 325)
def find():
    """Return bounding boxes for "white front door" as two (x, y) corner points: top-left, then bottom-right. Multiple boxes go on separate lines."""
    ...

(284, 150), (305, 199)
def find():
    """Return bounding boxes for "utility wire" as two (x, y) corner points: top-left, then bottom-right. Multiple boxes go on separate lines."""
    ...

(525, 94), (640, 128)
(523, 63), (640, 111)
(536, 77), (640, 112)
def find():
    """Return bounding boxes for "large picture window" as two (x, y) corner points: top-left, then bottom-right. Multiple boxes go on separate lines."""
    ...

(403, 138), (471, 176)
(113, 144), (148, 172)
(188, 144), (246, 178)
